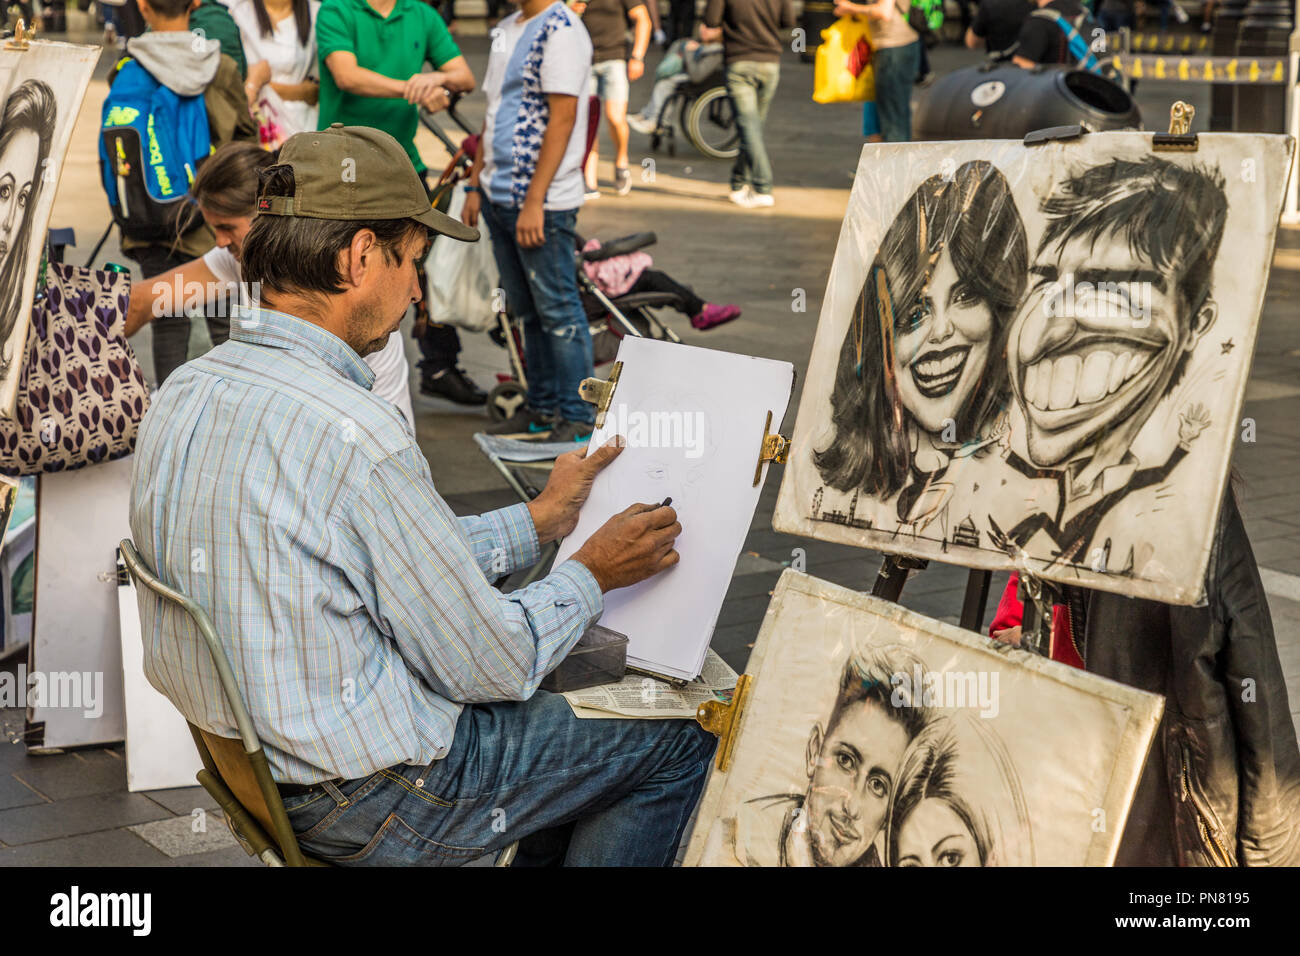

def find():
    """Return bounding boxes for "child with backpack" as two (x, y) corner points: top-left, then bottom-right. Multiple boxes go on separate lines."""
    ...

(100, 0), (257, 386)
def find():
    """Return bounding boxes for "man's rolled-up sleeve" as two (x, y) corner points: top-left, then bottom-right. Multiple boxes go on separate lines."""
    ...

(342, 446), (604, 704)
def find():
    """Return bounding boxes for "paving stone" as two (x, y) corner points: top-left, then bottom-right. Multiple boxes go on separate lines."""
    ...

(0, 791), (172, 846)
(128, 813), (239, 858)
(0, 827), (170, 866)
(166, 844), (262, 867)
(142, 786), (218, 816)
(12, 748), (127, 801)
(0, 774), (46, 812)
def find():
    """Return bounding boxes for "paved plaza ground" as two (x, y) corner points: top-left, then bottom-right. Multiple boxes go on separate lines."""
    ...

(1, 19), (1297, 865)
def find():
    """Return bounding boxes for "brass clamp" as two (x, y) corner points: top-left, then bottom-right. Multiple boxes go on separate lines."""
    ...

(577, 360), (622, 429)
(695, 673), (752, 772)
(753, 410), (790, 487)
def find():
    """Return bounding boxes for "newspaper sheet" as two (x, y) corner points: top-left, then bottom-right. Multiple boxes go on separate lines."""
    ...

(563, 649), (739, 719)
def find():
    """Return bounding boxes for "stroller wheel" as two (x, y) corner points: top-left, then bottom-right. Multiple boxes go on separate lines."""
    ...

(486, 381), (528, 422)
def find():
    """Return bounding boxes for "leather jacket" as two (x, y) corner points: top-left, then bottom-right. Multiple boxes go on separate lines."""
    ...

(1067, 492), (1300, 866)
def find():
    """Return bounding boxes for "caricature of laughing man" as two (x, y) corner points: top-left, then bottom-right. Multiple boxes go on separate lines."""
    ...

(1002, 156), (1228, 564)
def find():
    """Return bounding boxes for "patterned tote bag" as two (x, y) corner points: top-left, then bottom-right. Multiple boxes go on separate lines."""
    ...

(0, 262), (150, 476)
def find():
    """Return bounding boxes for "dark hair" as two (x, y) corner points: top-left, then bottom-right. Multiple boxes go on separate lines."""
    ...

(827, 644), (929, 741)
(191, 142), (278, 218)
(815, 160), (1027, 498)
(886, 720), (990, 866)
(145, 0), (195, 19)
(0, 79), (57, 350)
(251, 0), (313, 47)
(240, 164), (426, 299)
(1038, 155), (1227, 321)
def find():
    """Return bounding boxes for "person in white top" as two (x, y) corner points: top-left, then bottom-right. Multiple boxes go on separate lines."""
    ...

(124, 142), (416, 428)
(228, 0), (322, 137)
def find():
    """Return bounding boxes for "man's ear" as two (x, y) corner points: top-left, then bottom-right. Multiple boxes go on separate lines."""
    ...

(1189, 297), (1217, 345)
(346, 228), (377, 287)
(806, 723), (824, 780)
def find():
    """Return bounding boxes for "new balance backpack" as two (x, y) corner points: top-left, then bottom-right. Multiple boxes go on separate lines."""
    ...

(99, 58), (211, 244)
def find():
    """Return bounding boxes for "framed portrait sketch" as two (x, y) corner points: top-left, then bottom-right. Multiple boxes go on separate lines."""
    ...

(684, 570), (1164, 867)
(772, 133), (1295, 604)
(0, 40), (99, 417)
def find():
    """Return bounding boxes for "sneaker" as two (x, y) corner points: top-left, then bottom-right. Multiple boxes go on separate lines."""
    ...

(420, 366), (487, 405)
(1173, 2), (1189, 23)
(747, 192), (775, 208)
(487, 406), (554, 436)
(548, 419), (595, 444)
(615, 166), (632, 196)
(729, 186), (753, 206)
(584, 188), (601, 201)
(691, 303), (742, 331)
(628, 114), (657, 135)
(1200, 19), (1212, 31)
(917, 71), (937, 88)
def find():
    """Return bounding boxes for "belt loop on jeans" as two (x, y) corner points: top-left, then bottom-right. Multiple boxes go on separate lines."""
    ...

(321, 780), (350, 808)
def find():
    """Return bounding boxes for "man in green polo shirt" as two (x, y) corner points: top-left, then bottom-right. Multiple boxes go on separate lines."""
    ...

(317, 0), (486, 405)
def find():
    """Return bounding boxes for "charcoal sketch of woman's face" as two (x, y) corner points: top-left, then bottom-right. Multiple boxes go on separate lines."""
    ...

(891, 246), (996, 435)
(894, 797), (979, 867)
(0, 128), (40, 277)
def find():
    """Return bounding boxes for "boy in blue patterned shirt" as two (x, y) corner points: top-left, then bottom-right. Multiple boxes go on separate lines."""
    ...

(463, 0), (598, 444)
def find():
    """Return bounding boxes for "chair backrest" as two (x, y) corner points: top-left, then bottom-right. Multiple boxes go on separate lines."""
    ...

(118, 538), (308, 866)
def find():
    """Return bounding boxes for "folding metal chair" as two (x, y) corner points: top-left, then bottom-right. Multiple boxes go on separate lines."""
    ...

(118, 538), (519, 867)
(472, 434), (587, 586)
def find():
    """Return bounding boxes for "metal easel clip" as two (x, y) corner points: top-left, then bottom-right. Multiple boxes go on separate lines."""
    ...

(3, 19), (37, 50)
(753, 410), (790, 487)
(577, 360), (622, 428)
(696, 674), (752, 772)
(1153, 101), (1198, 152)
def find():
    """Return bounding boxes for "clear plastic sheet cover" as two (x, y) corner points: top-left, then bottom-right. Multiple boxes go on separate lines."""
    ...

(773, 132), (1295, 605)
(684, 569), (1164, 867)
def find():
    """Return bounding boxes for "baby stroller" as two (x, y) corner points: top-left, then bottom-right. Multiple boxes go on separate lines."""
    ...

(484, 231), (683, 423)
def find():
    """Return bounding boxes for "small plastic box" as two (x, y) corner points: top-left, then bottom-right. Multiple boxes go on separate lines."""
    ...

(540, 624), (629, 693)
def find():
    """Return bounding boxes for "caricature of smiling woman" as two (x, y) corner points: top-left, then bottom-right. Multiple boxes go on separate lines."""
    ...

(815, 160), (1027, 529)
(0, 79), (57, 376)
(886, 715), (1033, 867)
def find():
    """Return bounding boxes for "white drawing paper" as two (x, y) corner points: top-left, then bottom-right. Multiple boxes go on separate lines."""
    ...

(554, 336), (794, 681)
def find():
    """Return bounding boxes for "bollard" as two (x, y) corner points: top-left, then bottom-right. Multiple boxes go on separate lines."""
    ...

(1235, 0), (1293, 130)
(1210, 0), (1250, 129)
(801, 0), (839, 63)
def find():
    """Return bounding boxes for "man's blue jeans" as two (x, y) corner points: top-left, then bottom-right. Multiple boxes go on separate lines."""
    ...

(481, 201), (595, 424)
(283, 691), (717, 865)
(725, 60), (780, 195)
(872, 41), (920, 143)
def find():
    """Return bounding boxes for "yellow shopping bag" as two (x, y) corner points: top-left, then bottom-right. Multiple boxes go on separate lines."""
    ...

(813, 16), (876, 104)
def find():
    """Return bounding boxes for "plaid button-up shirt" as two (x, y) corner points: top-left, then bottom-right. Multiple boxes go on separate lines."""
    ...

(129, 307), (602, 783)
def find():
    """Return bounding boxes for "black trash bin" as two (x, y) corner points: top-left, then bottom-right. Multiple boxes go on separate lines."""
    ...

(914, 64), (1143, 140)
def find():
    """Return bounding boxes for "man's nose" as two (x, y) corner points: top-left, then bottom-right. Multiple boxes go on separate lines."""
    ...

(1018, 301), (1077, 365)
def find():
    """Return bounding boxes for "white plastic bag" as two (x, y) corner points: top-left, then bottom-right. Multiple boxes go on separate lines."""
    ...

(426, 187), (499, 333)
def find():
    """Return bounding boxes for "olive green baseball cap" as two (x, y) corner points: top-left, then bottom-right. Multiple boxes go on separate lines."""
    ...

(256, 123), (479, 242)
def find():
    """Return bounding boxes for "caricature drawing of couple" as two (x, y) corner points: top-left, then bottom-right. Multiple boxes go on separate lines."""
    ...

(734, 645), (1033, 867)
(814, 155), (1225, 568)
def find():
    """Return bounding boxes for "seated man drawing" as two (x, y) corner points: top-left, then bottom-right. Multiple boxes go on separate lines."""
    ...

(128, 125), (713, 867)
